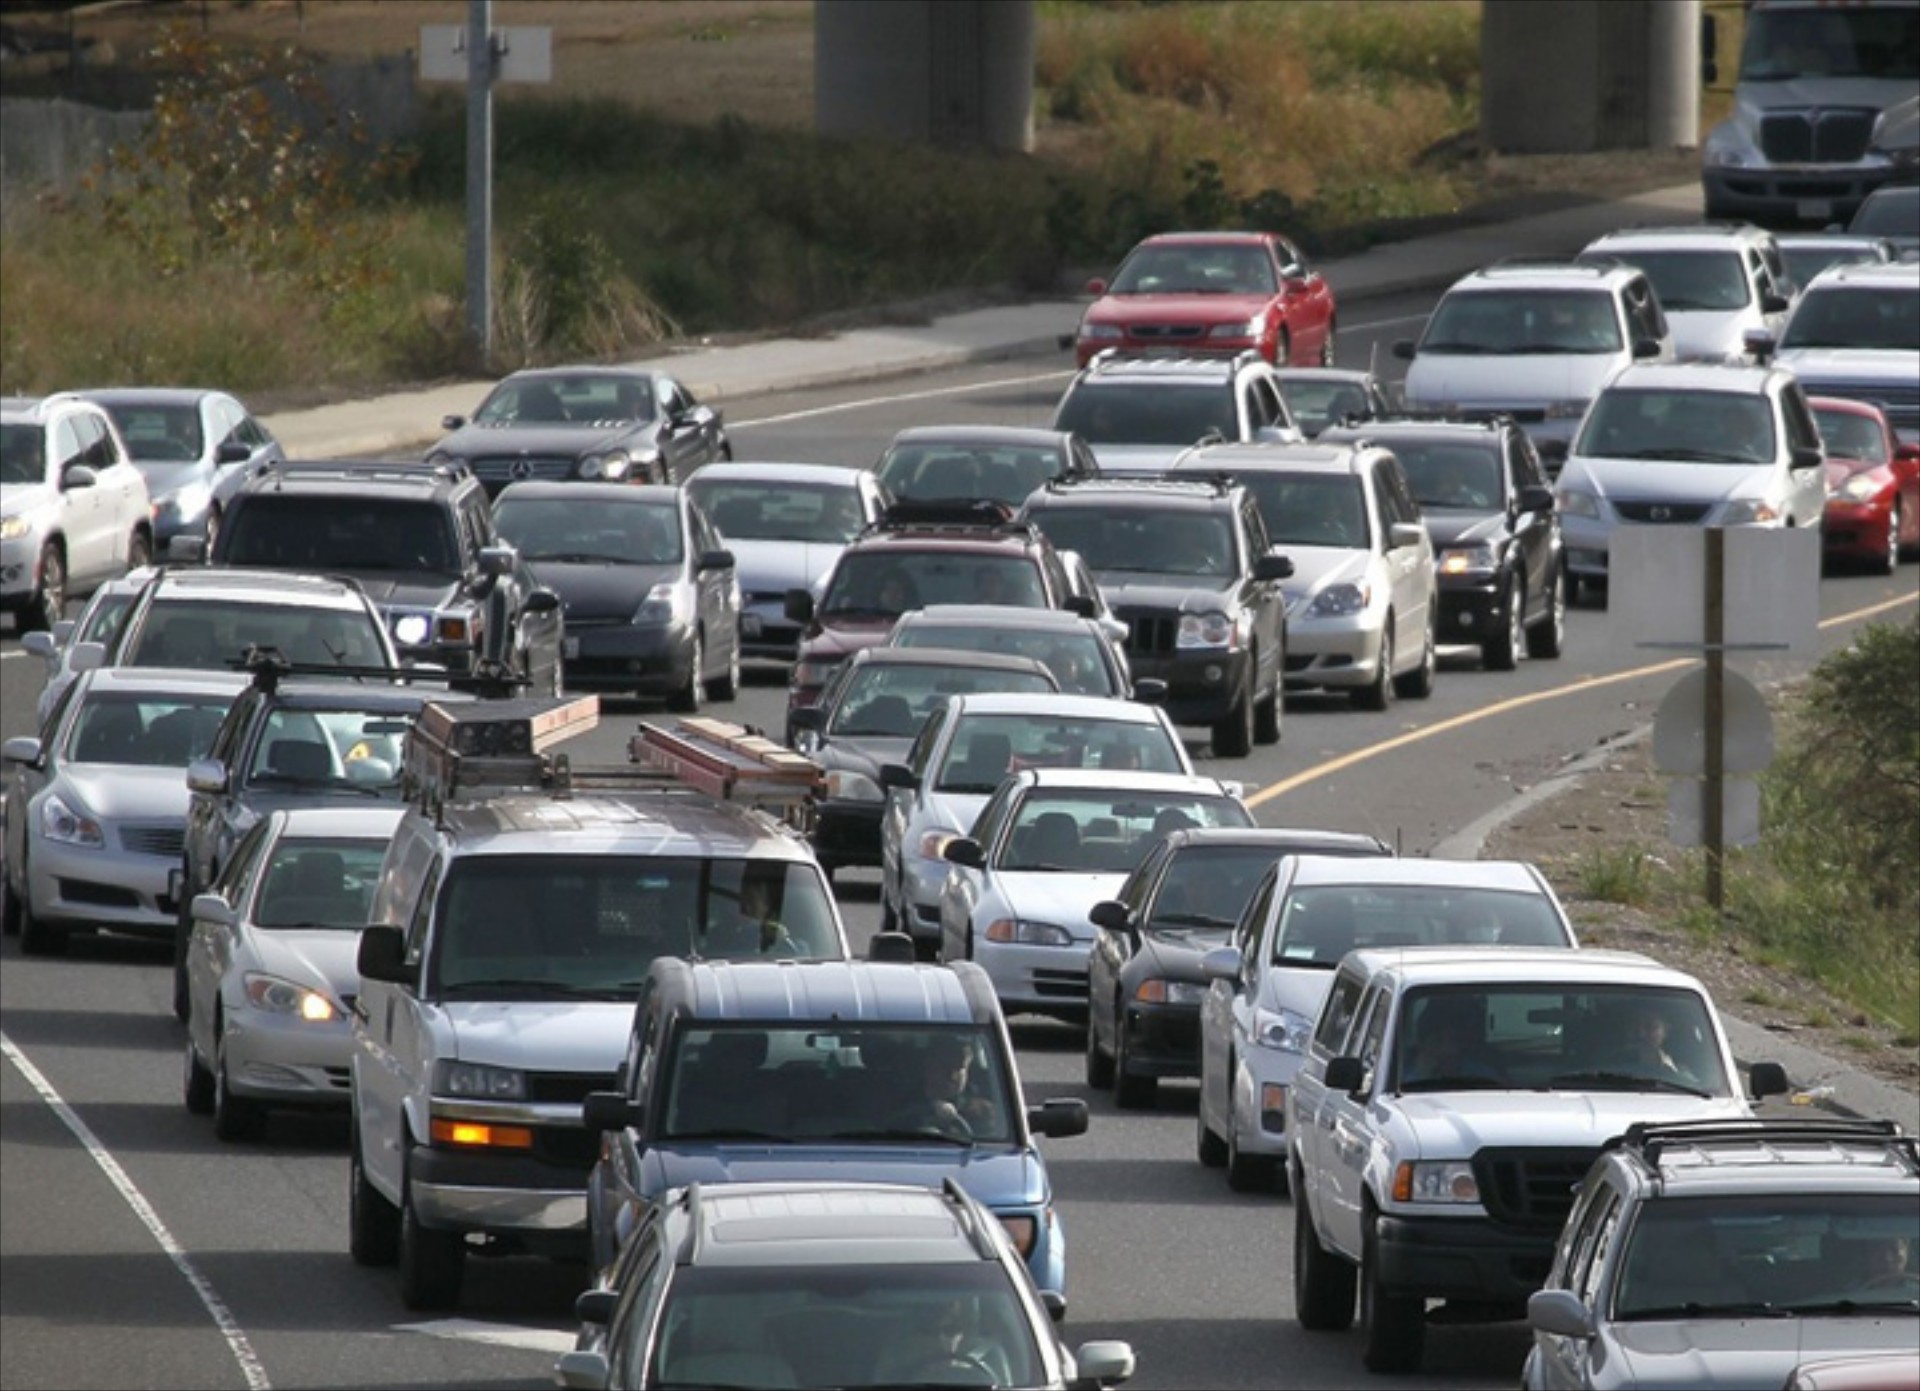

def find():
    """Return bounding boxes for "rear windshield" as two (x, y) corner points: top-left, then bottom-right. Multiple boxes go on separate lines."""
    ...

(877, 444), (1067, 508)
(935, 713), (1184, 792)
(222, 496), (460, 573)
(894, 624), (1118, 696)
(1387, 440), (1505, 512)
(1055, 382), (1238, 446)
(1421, 289), (1623, 355)
(1600, 250), (1750, 313)
(688, 479), (866, 544)
(1273, 885), (1572, 969)
(244, 705), (419, 794)
(1780, 286), (1920, 351)
(823, 551), (1045, 616)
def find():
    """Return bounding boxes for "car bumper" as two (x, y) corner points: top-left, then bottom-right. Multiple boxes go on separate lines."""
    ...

(1702, 165), (1887, 225)
(1375, 1211), (1555, 1308)
(221, 1011), (354, 1107)
(1560, 512), (1616, 581)
(1823, 499), (1895, 559)
(561, 623), (692, 695)
(408, 1136), (592, 1241)
(1120, 999), (1204, 1078)
(1436, 575), (1507, 644)
(1228, 1046), (1304, 1159)
(739, 603), (802, 660)
(901, 854), (953, 942)
(1127, 648), (1252, 724)
(813, 798), (885, 868)
(1282, 612), (1385, 690)
(26, 839), (181, 935)
(973, 938), (1092, 1020)
(394, 638), (477, 679)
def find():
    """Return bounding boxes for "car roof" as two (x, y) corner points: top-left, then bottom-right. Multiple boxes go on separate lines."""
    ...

(1324, 418), (1506, 446)
(436, 792), (814, 859)
(502, 366), (657, 384)
(887, 425), (1073, 449)
(272, 804), (410, 837)
(1073, 354), (1258, 385)
(1012, 767), (1236, 795)
(1272, 367), (1378, 386)
(1173, 442), (1365, 476)
(1804, 260), (1920, 291)
(1138, 231), (1274, 248)
(254, 681), (451, 714)
(1026, 475), (1241, 507)
(1162, 826), (1390, 855)
(685, 461), (866, 486)
(661, 959), (994, 1025)
(494, 481), (678, 504)
(949, 691), (1163, 721)
(1601, 361), (1779, 393)
(70, 667), (250, 698)
(1283, 855), (1544, 891)
(665, 1182), (997, 1269)
(1624, 1130), (1920, 1197)
(232, 459), (466, 496)
(74, 388), (219, 407)
(1347, 945), (1680, 986)
(846, 525), (1044, 557)
(1451, 260), (1641, 291)
(898, 605), (1104, 633)
(146, 568), (372, 608)
(1807, 395), (1888, 420)
(844, 645), (1056, 675)
(1586, 225), (1769, 253)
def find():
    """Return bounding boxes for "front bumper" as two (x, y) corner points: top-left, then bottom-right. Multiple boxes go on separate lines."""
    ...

(812, 798), (884, 868)
(1436, 574), (1506, 645)
(1702, 164), (1887, 225)
(1823, 498), (1895, 560)
(222, 1010), (354, 1108)
(409, 1108), (596, 1243)
(1126, 647), (1252, 724)
(1120, 999), (1204, 1078)
(1559, 512), (1617, 582)
(1229, 1045), (1305, 1159)
(901, 853), (953, 943)
(1282, 611), (1385, 691)
(1374, 1211), (1556, 1308)
(560, 622), (692, 696)
(739, 602), (802, 660)
(973, 937), (1092, 1021)
(26, 836), (180, 936)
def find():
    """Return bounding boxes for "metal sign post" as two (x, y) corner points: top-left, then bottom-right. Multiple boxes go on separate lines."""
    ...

(1703, 527), (1725, 911)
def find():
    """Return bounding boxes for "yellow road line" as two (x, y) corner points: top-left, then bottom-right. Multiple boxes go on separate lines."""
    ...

(1246, 590), (1918, 809)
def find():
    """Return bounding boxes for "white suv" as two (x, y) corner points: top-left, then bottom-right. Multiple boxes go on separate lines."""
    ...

(1285, 946), (1787, 1376)
(1579, 223), (1793, 362)
(1396, 261), (1675, 474)
(1, 394), (153, 632)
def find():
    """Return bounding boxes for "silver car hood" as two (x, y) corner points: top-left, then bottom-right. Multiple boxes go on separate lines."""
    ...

(244, 927), (363, 1002)
(996, 870), (1129, 941)
(60, 765), (190, 821)
(1667, 309), (1756, 362)
(1611, 1315), (1920, 1391)
(1561, 457), (1779, 505)
(1406, 354), (1617, 407)
(1772, 347), (1920, 386)
(724, 538), (844, 595)
(444, 1001), (634, 1072)
(1259, 965), (1341, 1027)
(927, 790), (992, 837)
(1395, 1092), (1752, 1153)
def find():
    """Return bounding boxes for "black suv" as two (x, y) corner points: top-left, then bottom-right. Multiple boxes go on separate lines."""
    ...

(1323, 417), (1565, 670)
(1018, 477), (1291, 756)
(207, 458), (564, 694)
(1051, 350), (1304, 475)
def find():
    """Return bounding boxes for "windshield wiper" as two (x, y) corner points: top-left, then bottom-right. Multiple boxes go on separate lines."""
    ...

(440, 978), (609, 999)
(825, 1128), (974, 1146)
(530, 552), (631, 565)
(666, 1129), (796, 1144)
(249, 772), (385, 796)
(1786, 1297), (1920, 1315)
(1509, 343), (1595, 354)
(1399, 1075), (1511, 1092)
(1625, 1301), (1791, 1320)
(1417, 341), (1495, 354)
(1153, 912), (1236, 928)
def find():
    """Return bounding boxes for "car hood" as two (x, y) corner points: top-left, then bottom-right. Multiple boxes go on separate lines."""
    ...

(1136, 926), (1234, 980)
(1610, 1316), (1920, 1391)
(530, 561), (677, 623)
(1084, 291), (1278, 329)
(245, 927), (363, 1001)
(643, 1144), (1046, 1208)
(725, 539), (844, 594)
(1258, 966), (1341, 1022)
(1278, 547), (1371, 606)
(1421, 510), (1506, 549)
(1099, 577), (1240, 610)
(996, 871), (1130, 940)
(1825, 457), (1890, 489)
(443, 1001), (635, 1072)
(1395, 1092), (1752, 1152)
(1667, 309), (1756, 362)
(1773, 347), (1920, 386)
(1406, 354), (1616, 406)
(338, 572), (464, 611)
(0, 482), (54, 519)
(1562, 457), (1778, 504)
(1087, 442), (1194, 475)
(59, 765), (189, 821)
(438, 422), (634, 456)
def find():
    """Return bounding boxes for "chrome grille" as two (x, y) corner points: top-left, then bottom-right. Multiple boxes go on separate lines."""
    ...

(120, 824), (186, 858)
(1130, 324), (1207, 343)
(1614, 501), (1712, 524)
(1759, 109), (1876, 164)
(469, 455), (578, 485)
(1474, 1147), (1599, 1229)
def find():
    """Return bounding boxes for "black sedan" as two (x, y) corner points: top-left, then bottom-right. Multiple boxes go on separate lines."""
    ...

(1085, 826), (1390, 1109)
(492, 482), (740, 710)
(429, 367), (730, 496)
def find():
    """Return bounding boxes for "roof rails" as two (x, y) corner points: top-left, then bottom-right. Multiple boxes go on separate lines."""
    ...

(1612, 1117), (1919, 1172)
(1086, 348), (1265, 374)
(233, 645), (429, 694)
(1364, 409), (1512, 429)
(874, 499), (1017, 530)
(251, 456), (475, 488)
(1489, 256), (1612, 272)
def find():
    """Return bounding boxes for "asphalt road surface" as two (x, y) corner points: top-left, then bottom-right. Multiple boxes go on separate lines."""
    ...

(3, 288), (1916, 1391)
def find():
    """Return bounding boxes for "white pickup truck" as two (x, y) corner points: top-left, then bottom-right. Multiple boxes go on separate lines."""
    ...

(1284, 946), (1787, 1375)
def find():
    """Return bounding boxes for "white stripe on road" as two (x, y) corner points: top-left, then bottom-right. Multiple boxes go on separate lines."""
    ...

(0, 1032), (273, 1391)
(0, 649), (30, 661)
(394, 1318), (577, 1356)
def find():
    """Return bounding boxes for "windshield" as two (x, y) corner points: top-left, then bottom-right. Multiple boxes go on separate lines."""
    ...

(62, 692), (231, 767)
(251, 836), (387, 930)
(493, 497), (682, 565)
(688, 478), (866, 543)
(936, 713), (1184, 793)
(1149, 846), (1311, 930)
(1781, 244), (1882, 289)
(1420, 289), (1623, 354)
(1814, 407), (1889, 464)
(999, 790), (1252, 873)
(1388, 440), (1506, 511)
(829, 662), (1052, 738)
(1575, 389), (1777, 465)
(1275, 886), (1571, 970)
(640, 1259), (1044, 1389)
(1780, 286), (1920, 350)
(877, 443), (1067, 508)
(1, 422), (45, 484)
(102, 403), (203, 462)
(894, 624), (1118, 696)
(1239, 473), (1370, 549)
(244, 706), (419, 794)
(1110, 242), (1277, 295)
(1055, 383), (1238, 446)
(472, 373), (654, 426)
(430, 856), (840, 996)
(822, 551), (1044, 616)
(1028, 508), (1236, 578)
(1608, 250), (1751, 313)
(1390, 984), (1731, 1096)
(126, 599), (389, 672)
(1278, 380), (1375, 437)
(1612, 1194), (1920, 1320)
(222, 497), (460, 573)
(661, 1024), (1014, 1144)
(1739, 5), (1920, 81)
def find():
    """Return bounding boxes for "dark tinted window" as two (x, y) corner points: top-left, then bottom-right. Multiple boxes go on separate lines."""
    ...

(224, 496), (460, 573)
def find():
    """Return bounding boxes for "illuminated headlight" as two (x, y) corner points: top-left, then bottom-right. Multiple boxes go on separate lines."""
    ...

(243, 973), (338, 1022)
(1252, 1005), (1314, 1053)
(1207, 316), (1264, 339)
(985, 918), (1073, 946)
(1545, 398), (1590, 420)
(1394, 1160), (1480, 1204)
(1177, 611), (1235, 648)
(1439, 544), (1497, 577)
(41, 794), (104, 848)
(1555, 488), (1601, 519)
(916, 830), (958, 860)
(633, 582), (689, 625)
(1079, 323), (1122, 343)
(433, 1060), (527, 1100)
(824, 768), (884, 802)
(1839, 474), (1882, 502)
(579, 451), (632, 482)
(1720, 498), (1780, 525)
(392, 613), (432, 647)
(792, 660), (839, 689)
(0, 515), (28, 541)
(1311, 582), (1369, 617)
(1135, 978), (1208, 1006)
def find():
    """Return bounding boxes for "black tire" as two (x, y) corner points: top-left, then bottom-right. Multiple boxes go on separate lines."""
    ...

(126, 528), (153, 573)
(1483, 574), (1523, 672)
(1354, 622), (1395, 712)
(1293, 1180), (1357, 1331)
(1225, 1077), (1277, 1193)
(21, 544), (65, 633)
(1253, 678), (1282, 746)
(1084, 1010), (1115, 1089)
(212, 1029), (267, 1143)
(349, 1117), (401, 1267)
(668, 631), (704, 713)
(18, 881), (67, 957)
(1196, 1099), (1228, 1168)
(400, 1154), (466, 1310)
(1112, 1021), (1157, 1109)
(1526, 563), (1566, 660)
(182, 1037), (214, 1116)
(1360, 1210), (1426, 1374)
(706, 627), (741, 702)
(1395, 615), (1436, 700)
(1277, 328), (1292, 367)
(1212, 675), (1255, 758)
(1, 870), (20, 937)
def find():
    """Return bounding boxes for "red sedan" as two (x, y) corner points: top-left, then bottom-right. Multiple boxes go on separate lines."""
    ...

(1813, 396), (1920, 574)
(1073, 231), (1338, 369)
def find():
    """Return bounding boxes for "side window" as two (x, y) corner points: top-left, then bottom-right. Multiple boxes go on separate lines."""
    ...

(657, 377), (690, 418)
(1235, 871), (1279, 958)
(1354, 985), (1392, 1078)
(461, 494), (493, 552)
(1277, 237), (1305, 277)
(41, 673), (84, 741)
(406, 856), (444, 965)
(1368, 471), (1397, 548)
(606, 1227), (666, 1386)
(1510, 433), (1545, 492)
(1387, 463), (1422, 525)
(1040, 551), (1070, 603)
(1312, 968), (1367, 1054)
(968, 783), (1017, 851)
(906, 705), (949, 776)
(207, 397), (245, 449)
(1629, 278), (1668, 342)
(1780, 386), (1820, 456)
(1241, 498), (1271, 558)
(54, 418), (86, 472)
(1121, 843), (1169, 913)
(214, 820), (273, 900)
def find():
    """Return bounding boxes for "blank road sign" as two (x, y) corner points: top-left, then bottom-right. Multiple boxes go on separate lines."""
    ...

(1613, 526), (1820, 655)
(1652, 667), (1775, 776)
(1668, 777), (1762, 847)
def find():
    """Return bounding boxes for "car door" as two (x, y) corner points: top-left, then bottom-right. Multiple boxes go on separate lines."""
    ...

(95, 413), (149, 568)
(1320, 978), (1392, 1260)
(1092, 840), (1169, 1055)
(1276, 237), (1335, 364)
(655, 376), (719, 483)
(1200, 868), (1275, 1135)
(1239, 497), (1286, 694)
(1507, 432), (1557, 622)
(1292, 962), (1367, 1216)
(185, 690), (258, 897)
(50, 414), (111, 587)
(938, 781), (1016, 961)
(688, 500), (739, 676)
(1533, 1181), (1625, 1390)
(1779, 383), (1828, 528)
(881, 702), (951, 903)
(1380, 460), (1432, 666)
(355, 852), (442, 1200)
(187, 819), (272, 1056)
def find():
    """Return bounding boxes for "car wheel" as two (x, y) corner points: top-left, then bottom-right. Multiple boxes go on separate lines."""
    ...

(1361, 1209), (1425, 1374)
(18, 868), (67, 957)
(1084, 1009), (1115, 1089)
(399, 1150), (465, 1310)
(23, 544), (65, 634)
(1112, 1021), (1157, 1109)
(349, 1116), (401, 1267)
(126, 527), (153, 573)
(1483, 574), (1523, 672)
(1212, 674), (1255, 758)
(668, 631), (704, 713)
(212, 1026), (267, 1143)
(1319, 323), (1337, 368)
(706, 628), (741, 702)
(1354, 621), (1395, 712)
(1196, 1095), (1228, 1168)
(1526, 563), (1566, 660)
(1293, 1179), (1357, 1330)
(183, 1036), (214, 1116)
(1394, 614), (1436, 699)
(1, 868), (20, 937)
(1225, 1073), (1277, 1193)
(1253, 674), (1282, 746)
(1878, 501), (1902, 576)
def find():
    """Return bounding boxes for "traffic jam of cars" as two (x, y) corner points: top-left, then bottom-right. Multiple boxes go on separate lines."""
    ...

(5, 180), (1920, 1391)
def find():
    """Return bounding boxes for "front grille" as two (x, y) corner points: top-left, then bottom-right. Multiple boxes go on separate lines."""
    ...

(1614, 501), (1712, 524)
(1475, 1147), (1599, 1230)
(560, 614), (631, 631)
(1284, 654), (1314, 673)
(1130, 324), (1207, 344)
(321, 1066), (351, 1091)
(120, 824), (186, 859)
(1032, 968), (1089, 999)
(1759, 109), (1875, 164)
(469, 455), (579, 486)
(1117, 610), (1177, 658)
(57, 880), (140, 908)
(528, 1071), (617, 1105)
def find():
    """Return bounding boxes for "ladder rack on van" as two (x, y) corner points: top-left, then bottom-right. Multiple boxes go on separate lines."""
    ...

(629, 718), (824, 814)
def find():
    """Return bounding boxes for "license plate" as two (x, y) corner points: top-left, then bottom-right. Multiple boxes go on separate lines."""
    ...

(1796, 198), (1832, 222)
(741, 613), (762, 638)
(563, 635), (580, 660)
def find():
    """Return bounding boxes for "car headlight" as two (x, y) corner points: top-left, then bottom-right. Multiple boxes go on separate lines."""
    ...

(1545, 398), (1590, 420)
(391, 613), (432, 647)
(792, 659), (839, 689)
(1394, 1159), (1480, 1204)
(579, 451), (632, 482)
(1207, 316), (1264, 339)
(243, 973), (338, 1022)
(40, 794), (104, 848)
(1555, 487), (1601, 519)
(1438, 544), (1498, 577)
(1703, 145), (1747, 169)
(1838, 474), (1882, 502)
(825, 768), (884, 802)
(1311, 582), (1369, 617)
(1079, 323), (1122, 342)
(1720, 499), (1780, 526)
(433, 1060), (527, 1100)
(0, 515), (28, 541)
(1177, 611), (1235, 648)
(633, 581), (690, 625)
(1135, 978), (1208, 1006)
(915, 829), (958, 861)
(1252, 1005), (1314, 1053)
(984, 918), (1073, 946)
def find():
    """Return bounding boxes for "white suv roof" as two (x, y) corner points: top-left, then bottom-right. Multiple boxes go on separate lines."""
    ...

(1344, 944), (1687, 987)
(1585, 223), (1777, 255)
(1445, 260), (1643, 294)
(142, 566), (377, 610)
(1801, 258), (1920, 293)
(1597, 360), (1782, 395)
(947, 690), (1168, 723)
(1284, 856), (1551, 892)
(1173, 441), (1370, 475)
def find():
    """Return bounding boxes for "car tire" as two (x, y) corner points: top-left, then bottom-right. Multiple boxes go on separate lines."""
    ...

(1354, 621), (1395, 712)
(212, 1027), (267, 1143)
(1483, 574), (1523, 672)
(1253, 677), (1282, 746)
(707, 629), (741, 702)
(349, 1115), (401, 1267)
(1212, 674), (1255, 758)
(1, 869), (20, 937)
(1319, 323), (1337, 368)
(1112, 1022), (1157, 1109)
(1361, 1209), (1425, 1374)
(1084, 1012), (1115, 1089)
(668, 631), (704, 713)
(1394, 615), (1436, 699)
(183, 1036), (214, 1116)
(1225, 1074), (1276, 1193)
(1196, 1098), (1228, 1168)
(1526, 564), (1566, 659)
(1293, 1180), (1357, 1331)
(399, 1150), (465, 1310)
(126, 527), (153, 573)
(22, 543), (65, 634)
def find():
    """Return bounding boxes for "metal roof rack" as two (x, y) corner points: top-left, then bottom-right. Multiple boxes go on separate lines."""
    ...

(1478, 259), (1617, 277)
(872, 498), (1018, 530)
(1611, 1117), (1918, 1174)
(233, 645), (433, 694)
(252, 456), (475, 488)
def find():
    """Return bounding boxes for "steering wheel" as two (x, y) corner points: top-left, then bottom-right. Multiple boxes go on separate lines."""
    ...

(889, 1351), (1001, 1386)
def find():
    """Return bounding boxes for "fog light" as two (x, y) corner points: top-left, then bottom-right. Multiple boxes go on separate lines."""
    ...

(1458, 612), (1476, 629)
(1260, 1083), (1287, 1133)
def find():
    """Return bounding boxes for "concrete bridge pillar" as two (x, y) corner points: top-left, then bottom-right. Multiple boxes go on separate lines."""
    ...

(815, 0), (1035, 152)
(1482, 0), (1700, 153)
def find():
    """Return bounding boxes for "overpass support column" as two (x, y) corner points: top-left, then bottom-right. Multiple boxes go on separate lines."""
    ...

(1482, 0), (1700, 154)
(815, 0), (1035, 152)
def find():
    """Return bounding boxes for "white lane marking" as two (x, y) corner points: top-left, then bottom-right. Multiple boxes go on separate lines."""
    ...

(394, 1318), (577, 1356)
(732, 369), (1076, 429)
(0, 649), (30, 661)
(0, 1031), (273, 1391)
(1343, 311), (1431, 331)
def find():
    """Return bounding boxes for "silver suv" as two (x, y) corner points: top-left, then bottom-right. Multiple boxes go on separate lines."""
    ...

(1580, 223), (1793, 362)
(1753, 259), (1920, 439)
(1050, 351), (1303, 476)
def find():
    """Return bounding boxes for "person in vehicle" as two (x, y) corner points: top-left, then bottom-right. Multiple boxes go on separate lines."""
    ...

(879, 1034), (990, 1140)
(701, 868), (796, 957)
(1401, 996), (1502, 1088)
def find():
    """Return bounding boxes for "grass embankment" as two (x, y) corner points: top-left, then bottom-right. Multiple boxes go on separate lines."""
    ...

(0, 0), (1479, 397)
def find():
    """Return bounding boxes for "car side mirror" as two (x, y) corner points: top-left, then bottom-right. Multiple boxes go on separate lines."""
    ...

(1790, 445), (1824, 471)
(1089, 900), (1133, 934)
(575, 1288), (617, 1327)
(1388, 522), (1426, 550)
(1130, 678), (1167, 706)
(215, 440), (251, 465)
(697, 548), (734, 572)
(186, 758), (229, 795)
(1517, 483), (1556, 514)
(1073, 1341), (1137, 1388)
(867, 931), (917, 963)
(943, 837), (986, 870)
(441, 415), (468, 432)
(784, 589), (815, 625)
(1, 736), (44, 767)
(878, 762), (918, 791)
(524, 589), (561, 615)
(356, 925), (415, 987)
(554, 1350), (611, 1391)
(581, 1090), (638, 1133)
(1324, 1055), (1366, 1094)
(1026, 1096), (1090, 1138)
(1528, 1289), (1596, 1340)
(1392, 339), (1416, 361)
(1199, 945), (1242, 982)
(1743, 329), (1776, 363)
(477, 544), (516, 578)
(21, 630), (57, 659)
(189, 893), (236, 929)
(1084, 277), (1109, 296)
(1632, 336), (1665, 360)
(68, 641), (106, 673)
(1747, 1060), (1789, 1099)
(1064, 594), (1096, 618)
(1761, 291), (1790, 315)
(1253, 552), (1294, 581)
